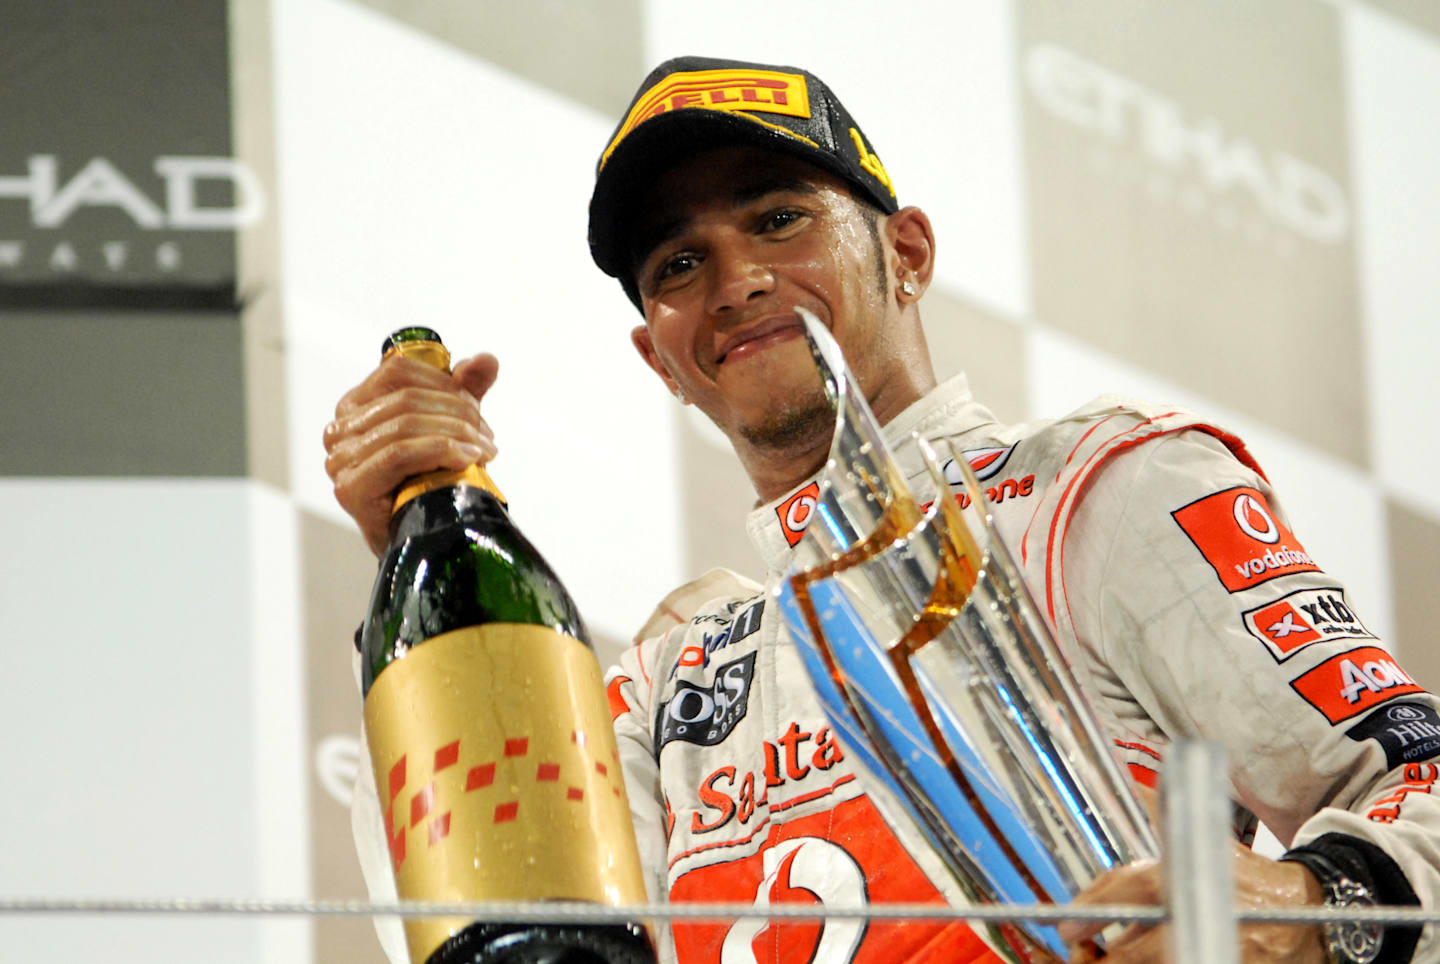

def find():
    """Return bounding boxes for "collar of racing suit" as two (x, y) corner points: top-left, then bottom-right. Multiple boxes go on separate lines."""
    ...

(743, 372), (1003, 576)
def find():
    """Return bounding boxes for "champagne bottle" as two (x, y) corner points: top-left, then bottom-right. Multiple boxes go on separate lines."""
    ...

(359, 327), (654, 964)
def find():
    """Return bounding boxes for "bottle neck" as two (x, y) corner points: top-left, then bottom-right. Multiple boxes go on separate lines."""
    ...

(392, 464), (506, 517)
(389, 480), (509, 544)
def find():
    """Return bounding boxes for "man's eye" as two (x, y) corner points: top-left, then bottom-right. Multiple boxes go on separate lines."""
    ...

(761, 209), (804, 232)
(656, 253), (699, 283)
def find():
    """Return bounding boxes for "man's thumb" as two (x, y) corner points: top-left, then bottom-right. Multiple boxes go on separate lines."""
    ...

(453, 352), (500, 402)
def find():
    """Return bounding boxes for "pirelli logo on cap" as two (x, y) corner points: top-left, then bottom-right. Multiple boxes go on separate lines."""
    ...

(602, 68), (813, 168)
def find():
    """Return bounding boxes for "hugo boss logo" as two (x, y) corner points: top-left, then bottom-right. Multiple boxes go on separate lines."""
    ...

(656, 652), (756, 750)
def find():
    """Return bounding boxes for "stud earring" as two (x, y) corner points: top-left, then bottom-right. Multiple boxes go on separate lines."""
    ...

(901, 280), (917, 297)
(676, 388), (687, 404)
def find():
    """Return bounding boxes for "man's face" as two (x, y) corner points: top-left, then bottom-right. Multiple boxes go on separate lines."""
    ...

(629, 147), (896, 453)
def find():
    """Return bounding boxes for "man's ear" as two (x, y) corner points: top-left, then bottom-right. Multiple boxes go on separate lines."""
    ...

(631, 324), (682, 395)
(885, 205), (936, 299)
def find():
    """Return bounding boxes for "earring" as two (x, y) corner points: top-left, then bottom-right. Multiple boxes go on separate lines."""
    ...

(901, 280), (917, 297)
(676, 388), (687, 404)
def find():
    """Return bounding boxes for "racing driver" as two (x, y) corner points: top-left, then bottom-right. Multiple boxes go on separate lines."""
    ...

(324, 57), (1438, 964)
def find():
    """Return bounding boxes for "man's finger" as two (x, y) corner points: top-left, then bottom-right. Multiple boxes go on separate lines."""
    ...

(1056, 860), (1162, 944)
(1094, 923), (1167, 963)
(329, 387), (492, 447)
(335, 354), (458, 417)
(453, 352), (500, 406)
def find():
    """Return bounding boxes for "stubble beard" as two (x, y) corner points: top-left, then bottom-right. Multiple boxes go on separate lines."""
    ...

(736, 383), (835, 453)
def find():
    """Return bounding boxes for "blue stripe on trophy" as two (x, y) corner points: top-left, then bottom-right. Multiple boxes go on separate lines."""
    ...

(777, 578), (1068, 958)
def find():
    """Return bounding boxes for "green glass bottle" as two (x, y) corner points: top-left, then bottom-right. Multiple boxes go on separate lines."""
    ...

(360, 327), (654, 964)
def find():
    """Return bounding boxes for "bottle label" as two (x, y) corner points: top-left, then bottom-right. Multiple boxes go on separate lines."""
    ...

(363, 623), (649, 963)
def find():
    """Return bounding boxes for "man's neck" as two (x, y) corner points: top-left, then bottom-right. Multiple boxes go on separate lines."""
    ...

(741, 367), (938, 503)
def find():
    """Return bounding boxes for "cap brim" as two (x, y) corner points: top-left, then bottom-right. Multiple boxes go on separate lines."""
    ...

(587, 109), (862, 282)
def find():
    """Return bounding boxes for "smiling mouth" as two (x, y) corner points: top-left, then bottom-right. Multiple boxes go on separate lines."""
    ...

(716, 317), (806, 365)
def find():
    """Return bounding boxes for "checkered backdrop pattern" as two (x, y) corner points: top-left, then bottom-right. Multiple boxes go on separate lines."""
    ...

(2, 2), (1438, 961)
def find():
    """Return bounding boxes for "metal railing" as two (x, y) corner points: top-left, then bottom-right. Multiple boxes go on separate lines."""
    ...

(2, 743), (1435, 962)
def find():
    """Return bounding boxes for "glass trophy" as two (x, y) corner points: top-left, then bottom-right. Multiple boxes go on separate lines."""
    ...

(774, 308), (1159, 962)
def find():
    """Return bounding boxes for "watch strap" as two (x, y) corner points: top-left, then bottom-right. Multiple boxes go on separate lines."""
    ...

(1282, 832), (1420, 964)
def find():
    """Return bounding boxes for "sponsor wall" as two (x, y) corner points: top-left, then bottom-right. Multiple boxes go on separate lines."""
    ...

(2, 1), (1438, 961)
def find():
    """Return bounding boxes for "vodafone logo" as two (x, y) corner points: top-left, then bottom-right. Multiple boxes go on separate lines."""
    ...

(720, 836), (866, 963)
(1233, 494), (1279, 544)
(1173, 486), (1320, 592)
(776, 482), (820, 548)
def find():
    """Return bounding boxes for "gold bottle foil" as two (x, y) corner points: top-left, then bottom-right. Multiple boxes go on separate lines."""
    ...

(364, 623), (649, 963)
(381, 335), (507, 511)
(393, 463), (506, 513)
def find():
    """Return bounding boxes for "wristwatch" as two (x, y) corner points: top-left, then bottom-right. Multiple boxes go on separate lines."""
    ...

(1286, 851), (1383, 964)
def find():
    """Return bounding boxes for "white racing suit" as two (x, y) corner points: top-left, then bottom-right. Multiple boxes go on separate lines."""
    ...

(356, 375), (1439, 962)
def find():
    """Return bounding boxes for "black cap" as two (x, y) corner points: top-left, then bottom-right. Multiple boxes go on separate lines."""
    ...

(588, 56), (900, 308)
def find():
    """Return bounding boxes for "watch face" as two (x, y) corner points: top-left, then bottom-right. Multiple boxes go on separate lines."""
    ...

(1327, 923), (1382, 964)
(1324, 879), (1382, 964)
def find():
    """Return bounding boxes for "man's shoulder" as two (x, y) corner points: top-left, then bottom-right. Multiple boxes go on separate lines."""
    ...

(631, 567), (765, 646)
(957, 394), (1201, 467)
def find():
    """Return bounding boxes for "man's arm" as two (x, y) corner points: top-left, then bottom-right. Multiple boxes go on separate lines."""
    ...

(1061, 430), (1435, 962)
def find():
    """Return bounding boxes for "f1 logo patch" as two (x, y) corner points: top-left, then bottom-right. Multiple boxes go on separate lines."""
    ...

(1172, 486), (1320, 592)
(776, 481), (820, 548)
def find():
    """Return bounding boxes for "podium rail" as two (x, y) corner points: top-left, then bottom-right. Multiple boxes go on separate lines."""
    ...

(3, 744), (1434, 963)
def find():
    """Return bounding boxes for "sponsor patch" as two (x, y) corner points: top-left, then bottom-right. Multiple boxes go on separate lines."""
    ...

(1172, 486), (1320, 592)
(602, 68), (812, 168)
(1242, 586), (1376, 662)
(669, 599), (765, 680)
(776, 481), (820, 548)
(1347, 702), (1440, 772)
(941, 443), (1018, 485)
(1366, 763), (1439, 823)
(656, 652), (756, 750)
(1291, 645), (1425, 724)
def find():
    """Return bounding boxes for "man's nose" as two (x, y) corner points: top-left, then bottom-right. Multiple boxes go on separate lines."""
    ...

(705, 240), (775, 314)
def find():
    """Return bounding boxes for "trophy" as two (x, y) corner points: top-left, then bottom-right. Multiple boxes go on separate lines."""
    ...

(774, 309), (1159, 962)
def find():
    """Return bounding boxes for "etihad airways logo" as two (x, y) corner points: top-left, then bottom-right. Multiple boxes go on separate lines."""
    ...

(0, 155), (264, 230)
(1025, 43), (1350, 245)
(0, 154), (265, 278)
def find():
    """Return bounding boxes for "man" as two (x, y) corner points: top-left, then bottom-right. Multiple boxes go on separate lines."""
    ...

(325, 57), (1436, 963)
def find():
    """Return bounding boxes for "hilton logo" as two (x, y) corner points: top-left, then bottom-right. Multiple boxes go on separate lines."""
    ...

(1347, 701), (1440, 771)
